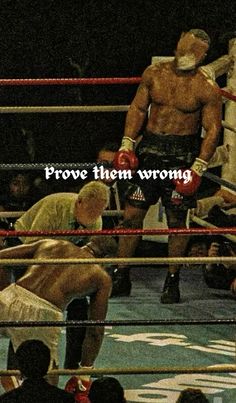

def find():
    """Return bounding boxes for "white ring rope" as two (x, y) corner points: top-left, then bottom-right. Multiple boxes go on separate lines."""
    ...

(0, 104), (235, 134)
(0, 210), (123, 219)
(0, 257), (236, 266)
(0, 105), (129, 113)
(1, 364), (236, 377)
(0, 104), (235, 135)
(0, 212), (235, 243)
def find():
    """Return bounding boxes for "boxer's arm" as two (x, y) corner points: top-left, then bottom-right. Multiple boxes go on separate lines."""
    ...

(175, 85), (222, 196)
(199, 86), (222, 163)
(65, 270), (112, 398)
(0, 240), (47, 259)
(113, 68), (152, 171)
(124, 67), (152, 140)
(80, 271), (112, 367)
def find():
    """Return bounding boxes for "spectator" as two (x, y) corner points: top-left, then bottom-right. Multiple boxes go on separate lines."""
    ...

(185, 236), (210, 259)
(97, 142), (120, 167)
(185, 236), (236, 293)
(0, 339), (75, 402)
(203, 239), (236, 291)
(176, 388), (209, 402)
(0, 172), (42, 256)
(0, 172), (40, 224)
(88, 377), (126, 403)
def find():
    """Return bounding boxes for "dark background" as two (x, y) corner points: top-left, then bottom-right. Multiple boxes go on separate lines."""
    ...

(0, 0), (235, 164)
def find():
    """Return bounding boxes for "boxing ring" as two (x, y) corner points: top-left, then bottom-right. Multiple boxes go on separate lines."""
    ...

(0, 43), (236, 402)
(0, 227), (236, 402)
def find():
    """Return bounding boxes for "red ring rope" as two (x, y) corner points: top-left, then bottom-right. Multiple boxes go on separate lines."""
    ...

(0, 227), (236, 237)
(220, 89), (236, 102)
(0, 77), (235, 102)
(0, 77), (141, 86)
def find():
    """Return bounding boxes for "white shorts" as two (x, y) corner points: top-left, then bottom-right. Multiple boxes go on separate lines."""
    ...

(0, 284), (63, 367)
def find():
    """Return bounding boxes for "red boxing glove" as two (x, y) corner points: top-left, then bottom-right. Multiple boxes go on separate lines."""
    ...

(65, 376), (92, 403)
(173, 158), (208, 196)
(113, 136), (138, 173)
(75, 388), (91, 403)
(65, 376), (78, 394)
(113, 150), (138, 171)
(174, 169), (202, 196)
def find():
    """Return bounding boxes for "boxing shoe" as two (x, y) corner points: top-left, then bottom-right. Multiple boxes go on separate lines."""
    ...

(110, 268), (132, 297)
(160, 272), (180, 304)
(65, 376), (92, 402)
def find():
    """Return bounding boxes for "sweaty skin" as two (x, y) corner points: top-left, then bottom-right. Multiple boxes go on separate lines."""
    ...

(0, 239), (112, 367)
(124, 35), (222, 163)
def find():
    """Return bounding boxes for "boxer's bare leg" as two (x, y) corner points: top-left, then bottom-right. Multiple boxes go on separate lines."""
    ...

(160, 208), (189, 304)
(111, 203), (147, 297)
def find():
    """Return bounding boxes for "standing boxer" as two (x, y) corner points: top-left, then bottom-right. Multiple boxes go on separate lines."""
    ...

(113, 29), (222, 302)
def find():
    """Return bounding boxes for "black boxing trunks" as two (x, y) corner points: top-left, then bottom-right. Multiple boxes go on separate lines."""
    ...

(126, 131), (201, 211)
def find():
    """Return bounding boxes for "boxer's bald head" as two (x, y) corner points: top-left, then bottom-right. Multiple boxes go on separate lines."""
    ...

(175, 29), (210, 71)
